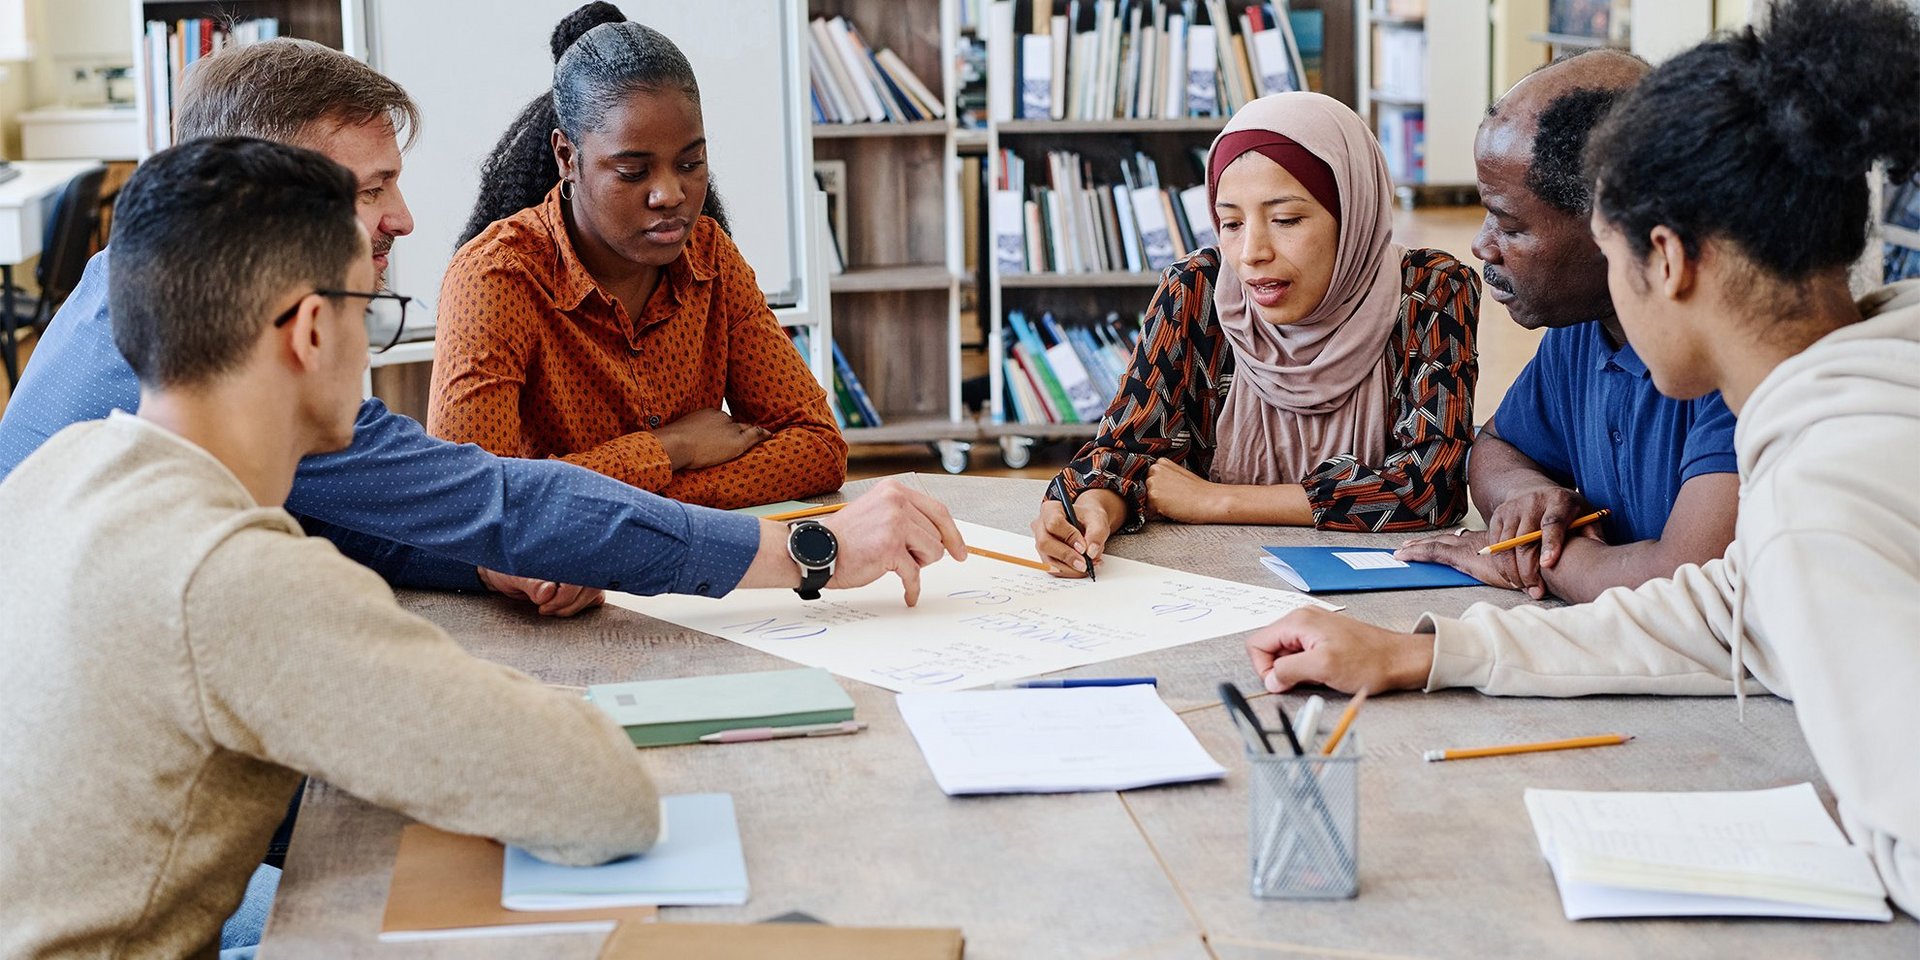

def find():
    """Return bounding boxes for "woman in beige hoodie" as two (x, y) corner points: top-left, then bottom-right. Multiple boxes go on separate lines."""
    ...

(1243, 0), (1920, 917)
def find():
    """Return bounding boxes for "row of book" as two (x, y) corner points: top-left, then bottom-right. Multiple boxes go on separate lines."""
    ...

(1885, 175), (1920, 283)
(985, 0), (1311, 123)
(1001, 310), (1141, 425)
(807, 16), (946, 125)
(1376, 105), (1425, 184)
(787, 327), (884, 430)
(1370, 24), (1427, 101)
(142, 17), (281, 151)
(991, 149), (1218, 276)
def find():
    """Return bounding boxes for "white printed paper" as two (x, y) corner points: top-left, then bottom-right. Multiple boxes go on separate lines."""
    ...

(1334, 551), (1408, 571)
(896, 686), (1226, 794)
(608, 520), (1335, 692)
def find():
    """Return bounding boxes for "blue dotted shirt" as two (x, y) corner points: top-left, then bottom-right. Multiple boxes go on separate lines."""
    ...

(1490, 320), (1738, 544)
(0, 251), (760, 597)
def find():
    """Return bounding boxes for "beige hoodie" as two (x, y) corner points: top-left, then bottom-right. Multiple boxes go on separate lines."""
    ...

(1417, 282), (1920, 917)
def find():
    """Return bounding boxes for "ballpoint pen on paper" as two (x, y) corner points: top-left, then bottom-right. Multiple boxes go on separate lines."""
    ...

(698, 721), (866, 744)
(997, 677), (1158, 689)
(1047, 475), (1096, 581)
(1422, 733), (1632, 762)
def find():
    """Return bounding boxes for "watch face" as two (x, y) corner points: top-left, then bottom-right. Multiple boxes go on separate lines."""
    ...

(790, 524), (837, 566)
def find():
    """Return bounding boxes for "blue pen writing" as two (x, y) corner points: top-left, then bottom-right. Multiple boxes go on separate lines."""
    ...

(995, 677), (1157, 689)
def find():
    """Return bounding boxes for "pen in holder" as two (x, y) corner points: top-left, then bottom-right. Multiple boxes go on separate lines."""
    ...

(1247, 735), (1360, 899)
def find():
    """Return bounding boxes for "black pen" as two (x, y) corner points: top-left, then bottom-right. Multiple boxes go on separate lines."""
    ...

(1272, 701), (1305, 757)
(1047, 476), (1095, 581)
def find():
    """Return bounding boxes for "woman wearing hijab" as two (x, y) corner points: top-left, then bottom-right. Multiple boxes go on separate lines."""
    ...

(429, 11), (846, 509)
(1032, 92), (1481, 576)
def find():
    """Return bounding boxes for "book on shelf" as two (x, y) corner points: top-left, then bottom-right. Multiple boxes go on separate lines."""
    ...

(808, 16), (944, 126)
(1376, 105), (1424, 184)
(1001, 310), (1141, 426)
(144, 17), (281, 151)
(996, 147), (1212, 275)
(811, 160), (849, 275)
(1371, 23), (1426, 100)
(986, 1), (1307, 124)
(785, 327), (880, 431)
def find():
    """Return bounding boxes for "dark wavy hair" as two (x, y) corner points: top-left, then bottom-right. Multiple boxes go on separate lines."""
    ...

(1525, 86), (1631, 215)
(1586, 0), (1920, 280)
(457, 2), (730, 248)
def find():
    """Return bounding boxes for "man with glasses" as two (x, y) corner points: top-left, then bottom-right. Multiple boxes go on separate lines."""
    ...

(0, 136), (680, 959)
(0, 38), (963, 618)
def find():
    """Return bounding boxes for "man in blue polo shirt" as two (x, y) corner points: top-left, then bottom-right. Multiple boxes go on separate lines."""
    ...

(1397, 51), (1738, 603)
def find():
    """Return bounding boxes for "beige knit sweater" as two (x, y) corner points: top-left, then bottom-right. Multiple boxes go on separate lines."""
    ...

(0, 413), (660, 959)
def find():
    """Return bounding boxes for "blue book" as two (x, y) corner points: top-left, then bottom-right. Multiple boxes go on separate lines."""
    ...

(1259, 546), (1481, 593)
(502, 794), (748, 908)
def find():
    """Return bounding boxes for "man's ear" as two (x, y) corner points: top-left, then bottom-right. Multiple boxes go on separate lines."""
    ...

(1647, 224), (1696, 302)
(280, 293), (328, 374)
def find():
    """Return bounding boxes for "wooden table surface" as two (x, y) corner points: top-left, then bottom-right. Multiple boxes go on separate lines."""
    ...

(259, 474), (1917, 958)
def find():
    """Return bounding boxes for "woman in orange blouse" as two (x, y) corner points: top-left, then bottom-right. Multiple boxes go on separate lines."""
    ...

(1031, 92), (1480, 577)
(429, 10), (845, 510)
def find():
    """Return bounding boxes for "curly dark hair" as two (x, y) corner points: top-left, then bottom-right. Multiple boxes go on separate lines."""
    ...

(1525, 86), (1630, 215)
(1586, 0), (1920, 279)
(456, 2), (730, 249)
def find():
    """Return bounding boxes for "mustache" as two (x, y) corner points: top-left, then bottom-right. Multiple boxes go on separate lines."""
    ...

(372, 235), (395, 256)
(1482, 264), (1514, 293)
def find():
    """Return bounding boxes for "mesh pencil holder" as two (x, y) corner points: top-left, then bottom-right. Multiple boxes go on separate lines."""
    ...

(1247, 736), (1360, 899)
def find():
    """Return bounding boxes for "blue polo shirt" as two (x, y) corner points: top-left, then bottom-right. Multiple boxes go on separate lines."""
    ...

(1489, 320), (1737, 544)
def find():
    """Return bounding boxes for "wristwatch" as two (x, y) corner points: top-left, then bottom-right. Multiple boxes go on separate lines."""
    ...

(787, 520), (838, 600)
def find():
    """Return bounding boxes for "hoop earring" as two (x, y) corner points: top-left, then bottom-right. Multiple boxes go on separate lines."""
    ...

(560, 180), (575, 201)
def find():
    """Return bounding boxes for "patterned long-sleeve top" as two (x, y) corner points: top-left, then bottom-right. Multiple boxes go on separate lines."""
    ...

(1050, 246), (1480, 533)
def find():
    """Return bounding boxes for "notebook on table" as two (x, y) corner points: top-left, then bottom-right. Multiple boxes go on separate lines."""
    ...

(1259, 546), (1482, 593)
(1524, 783), (1892, 921)
(377, 825), (656, 941)
(503, 793), (749, 909)
(586, 667), (855, 747)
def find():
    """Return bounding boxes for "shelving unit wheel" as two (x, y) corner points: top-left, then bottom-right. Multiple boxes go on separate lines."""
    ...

(932, 439), (972, 475)
(999, 435), (1034, 470)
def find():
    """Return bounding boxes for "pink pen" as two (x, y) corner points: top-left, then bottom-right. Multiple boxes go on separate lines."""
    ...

(698, 720), (866, 744)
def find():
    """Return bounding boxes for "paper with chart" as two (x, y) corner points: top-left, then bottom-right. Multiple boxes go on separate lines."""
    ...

(607, 520), (1335, 692)
(896, 686), (1226, 794)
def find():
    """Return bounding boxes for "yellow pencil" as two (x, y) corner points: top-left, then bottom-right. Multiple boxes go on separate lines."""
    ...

(1422, 733), (1632, 763)
(1477, 509), (1610, 556)
(761, 502), (847, 522)
(1319, 689), (1368, 756)
(966, 545), (1051, 572)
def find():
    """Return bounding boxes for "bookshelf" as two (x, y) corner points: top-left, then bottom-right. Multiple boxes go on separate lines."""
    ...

(1355, 0), (1490, 200)
(129, 0), (354, 156)
(808, 0), (970, 466)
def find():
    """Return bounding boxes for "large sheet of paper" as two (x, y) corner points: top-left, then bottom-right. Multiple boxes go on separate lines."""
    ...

(896, 686), (1227, 794)
(607, 520), (1334, 692)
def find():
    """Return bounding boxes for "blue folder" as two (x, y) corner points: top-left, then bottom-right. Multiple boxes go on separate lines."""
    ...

(1260, 546), (1482, 593)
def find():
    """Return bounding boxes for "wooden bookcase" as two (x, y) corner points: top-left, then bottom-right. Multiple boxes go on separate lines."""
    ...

(1355, 0), (1490, 199)
(809, 0), (972, 464)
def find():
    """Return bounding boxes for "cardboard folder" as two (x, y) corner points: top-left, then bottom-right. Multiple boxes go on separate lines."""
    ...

(378, 825), (657, 941)
(598, 921), (965, 959)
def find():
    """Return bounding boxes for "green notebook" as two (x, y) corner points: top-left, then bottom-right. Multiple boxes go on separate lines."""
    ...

(586, 668), (856, 747)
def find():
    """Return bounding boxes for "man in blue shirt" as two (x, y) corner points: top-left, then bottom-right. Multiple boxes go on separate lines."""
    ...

(1396, 51), (1739, 603)
(0, 39), (963, 616)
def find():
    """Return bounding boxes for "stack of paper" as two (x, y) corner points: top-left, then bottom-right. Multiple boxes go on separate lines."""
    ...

(586, 668), (855, 747)
(502, 794), (749, 909)
(1524, 783), (1892, 921)
(897, 686), (1225, 795)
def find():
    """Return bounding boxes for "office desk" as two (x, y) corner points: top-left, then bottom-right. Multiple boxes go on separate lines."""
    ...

(0, 159), (105, 381)
(259, 475), (1917, 958)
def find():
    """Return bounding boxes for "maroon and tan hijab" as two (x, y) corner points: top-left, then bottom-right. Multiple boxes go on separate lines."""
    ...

(1206, 92), (1405, 487)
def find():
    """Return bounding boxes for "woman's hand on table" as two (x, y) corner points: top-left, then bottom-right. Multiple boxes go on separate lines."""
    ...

(1031, 488), (1123, 578)
(1246, 608), (1432, 695)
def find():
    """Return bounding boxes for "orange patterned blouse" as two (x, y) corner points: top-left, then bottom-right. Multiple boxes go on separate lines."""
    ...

(427, 185), (847, 510)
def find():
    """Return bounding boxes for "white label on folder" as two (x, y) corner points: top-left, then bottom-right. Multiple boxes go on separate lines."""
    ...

(1334, 552), (1408, 571)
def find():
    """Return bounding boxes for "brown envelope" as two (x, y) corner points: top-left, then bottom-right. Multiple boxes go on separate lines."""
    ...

(599, 921), (964, 959)
(380, 824), (657, 939)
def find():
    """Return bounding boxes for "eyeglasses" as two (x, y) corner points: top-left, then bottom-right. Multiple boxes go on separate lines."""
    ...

(272, 289), (414, 354)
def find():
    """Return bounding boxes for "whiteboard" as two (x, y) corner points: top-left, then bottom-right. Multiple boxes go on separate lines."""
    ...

(359, 0), (808, 320)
